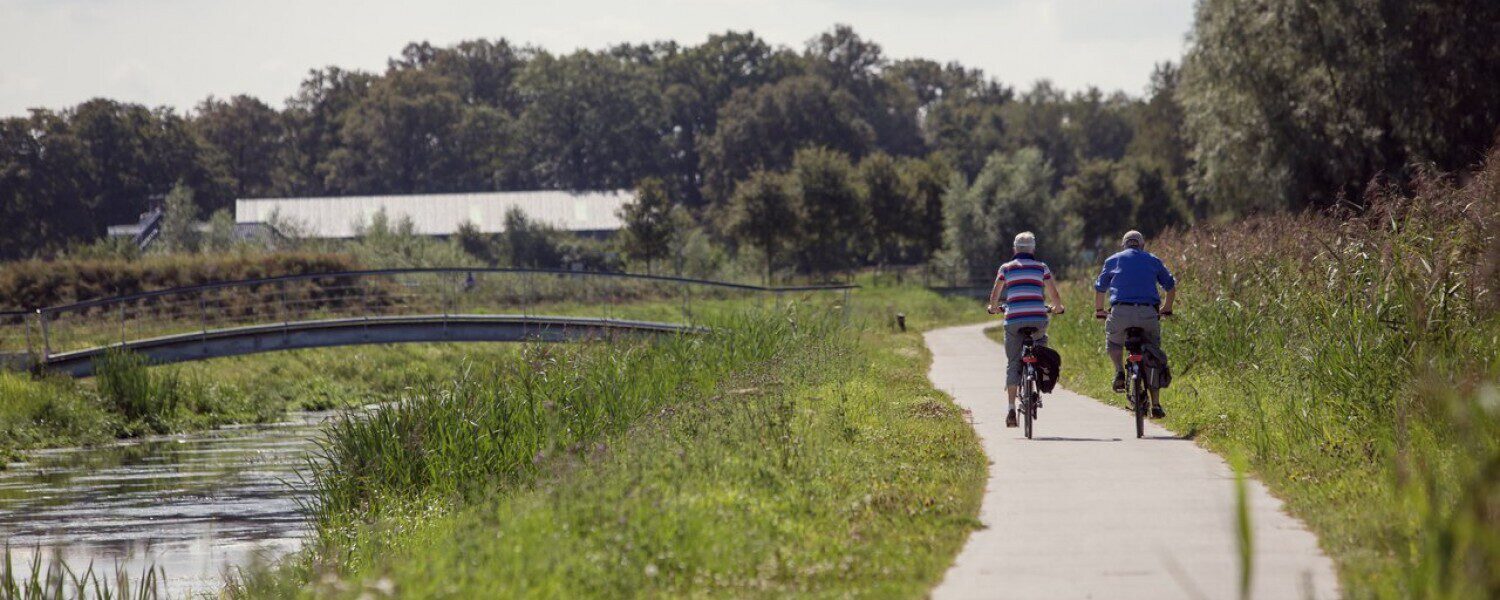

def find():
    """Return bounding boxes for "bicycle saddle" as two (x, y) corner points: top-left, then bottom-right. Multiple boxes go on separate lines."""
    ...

(1018, 326), (1039, 339)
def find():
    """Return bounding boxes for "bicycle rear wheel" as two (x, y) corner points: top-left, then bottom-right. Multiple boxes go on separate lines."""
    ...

(1132, 369), (1146, 438)
(1023, 389), (1034, 440)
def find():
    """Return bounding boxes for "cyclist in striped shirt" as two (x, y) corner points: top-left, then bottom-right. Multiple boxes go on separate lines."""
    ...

(986, 232), (1066, 428)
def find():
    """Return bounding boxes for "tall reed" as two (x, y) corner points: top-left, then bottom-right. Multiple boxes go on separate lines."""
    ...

(1052, 149), (1499, 597)
(305, 309), (839, 537)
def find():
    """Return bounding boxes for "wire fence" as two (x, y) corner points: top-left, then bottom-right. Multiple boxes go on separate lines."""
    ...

(0, 269), (855, 369)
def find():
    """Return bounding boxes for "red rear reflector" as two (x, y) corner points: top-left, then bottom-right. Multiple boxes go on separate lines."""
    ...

(1022, 356), (1037, 363)
(1128, 354), (1143, 362)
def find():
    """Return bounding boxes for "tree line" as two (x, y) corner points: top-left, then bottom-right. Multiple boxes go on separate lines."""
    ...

(3, 1), (1496, 273)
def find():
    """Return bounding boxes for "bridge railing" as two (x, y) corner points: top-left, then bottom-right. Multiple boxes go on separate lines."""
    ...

(0, 269), (855, 367)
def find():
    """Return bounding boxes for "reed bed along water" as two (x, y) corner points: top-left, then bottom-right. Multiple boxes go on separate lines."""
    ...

(1047, 154), (1499, 598)
(5, 284), (986, 598)
(306, 311), (832, 530)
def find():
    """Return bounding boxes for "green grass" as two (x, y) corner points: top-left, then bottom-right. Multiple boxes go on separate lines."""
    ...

(219, 283), (987, 598)
(3, 282), (990, 598)
(0, 343), (526, 460)
(1031, 173), (1499, 600)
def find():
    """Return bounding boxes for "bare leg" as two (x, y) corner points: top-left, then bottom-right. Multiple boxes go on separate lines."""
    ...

(1006, 385), (1018, 409)
(1149, 387), (1161, 406)
(1108, 346), (1123, 372)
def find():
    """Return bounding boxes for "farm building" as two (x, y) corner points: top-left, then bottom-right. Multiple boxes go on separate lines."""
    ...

(234, 190), (633, 239)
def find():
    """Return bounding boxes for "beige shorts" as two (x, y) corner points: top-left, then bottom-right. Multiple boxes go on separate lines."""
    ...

(1105, 304), (1160, 349)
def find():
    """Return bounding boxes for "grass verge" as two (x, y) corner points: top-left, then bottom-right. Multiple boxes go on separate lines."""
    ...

(223, 285), (987, 598)
(1032, 161), (1499, 599)
(0, 343), (523, 461)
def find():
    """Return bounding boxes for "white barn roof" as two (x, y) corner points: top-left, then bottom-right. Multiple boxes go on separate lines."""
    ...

(235, 190), (631, 238)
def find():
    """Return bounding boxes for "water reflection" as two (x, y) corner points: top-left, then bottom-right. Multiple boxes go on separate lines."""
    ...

(0, 411), (333, 596)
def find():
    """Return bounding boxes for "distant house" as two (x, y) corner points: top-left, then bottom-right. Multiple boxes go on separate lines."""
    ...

(107, 208), (278, 250)
(234, 190), (632, 239)
(106, 208), (165, 249)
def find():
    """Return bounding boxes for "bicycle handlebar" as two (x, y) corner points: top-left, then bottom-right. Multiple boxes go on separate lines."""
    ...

(990, 304), (1064, 315)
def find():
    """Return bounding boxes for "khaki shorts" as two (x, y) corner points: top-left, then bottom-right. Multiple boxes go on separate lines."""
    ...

(1105, 304), (1160, 349)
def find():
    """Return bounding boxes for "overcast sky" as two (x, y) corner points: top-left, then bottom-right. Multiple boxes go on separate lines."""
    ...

(0, 0), (1196, 118)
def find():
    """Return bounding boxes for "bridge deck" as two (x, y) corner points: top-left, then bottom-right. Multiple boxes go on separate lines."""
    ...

(43, 314), (704, 377)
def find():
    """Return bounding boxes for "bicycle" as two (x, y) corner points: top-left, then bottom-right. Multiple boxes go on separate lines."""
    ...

(1017, 326), (1043, 439)
(989, 303), (1062, 439)
(1122, 326), (1152, 439)
(1014, 305), (1061, 440)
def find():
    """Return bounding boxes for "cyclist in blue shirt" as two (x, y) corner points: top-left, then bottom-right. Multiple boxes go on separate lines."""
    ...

(1093, 230), (1177, 418)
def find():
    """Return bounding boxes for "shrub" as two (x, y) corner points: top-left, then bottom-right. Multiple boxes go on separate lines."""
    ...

(96, 350), (179, 434)
(0, 252), (359, 310)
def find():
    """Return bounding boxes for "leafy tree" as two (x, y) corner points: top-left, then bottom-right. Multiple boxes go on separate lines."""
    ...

(900, 155), (953, 264)
(69, 99), (232, 226)
(157, 182), (201, 253)
(658, 31), (799, 206)
(726, 169), (796, 284)
(788, 147), (866, 276)
(805, 25), (924, 157)
(859, 153), (910, 267)
(326, 69), (469, 194)
(1180, 0), (1500, 214)
(192, 95), (282, 198)
(618, 177), (678, 272)
(515, 51), (668, 190)
(1115, 162), (1188, 237)
(699, 76), (875, 203)
(390, 39), (526, 111)
(0, 111), (95, 258)
(1059, 160), (1133, 253)
(1126, 63), (1191, 183)
(203, 209), (238, 252)
(278, 67), (375, 196)
(943, 148), (1070, 283)
(455, 220), (501, 265)
(502, 207), (562, 268)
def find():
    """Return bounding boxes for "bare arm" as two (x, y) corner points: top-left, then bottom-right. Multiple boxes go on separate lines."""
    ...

(1160, 289), (1177, 314)
(986, 273), (1005, 314)
(1094, 290), (1109, 318)
(1044, 279), (1065, 313)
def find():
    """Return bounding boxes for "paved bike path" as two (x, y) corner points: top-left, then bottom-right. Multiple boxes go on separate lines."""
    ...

(926, 323), (1339, 599)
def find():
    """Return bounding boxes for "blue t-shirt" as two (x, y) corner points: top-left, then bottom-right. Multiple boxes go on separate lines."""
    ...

(1095, 248), (1176, 305)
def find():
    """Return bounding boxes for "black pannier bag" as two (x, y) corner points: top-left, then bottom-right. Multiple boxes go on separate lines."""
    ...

(1032, 345), (1063, 393)
(1142, 343), (1172, 389)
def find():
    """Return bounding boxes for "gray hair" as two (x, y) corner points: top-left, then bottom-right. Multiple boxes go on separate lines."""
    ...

(1122, 230), (1145, 248)
(1013, 231), (1036, 253)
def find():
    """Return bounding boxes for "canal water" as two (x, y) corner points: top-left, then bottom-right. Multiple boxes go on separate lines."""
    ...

(0, 411), (334, 596)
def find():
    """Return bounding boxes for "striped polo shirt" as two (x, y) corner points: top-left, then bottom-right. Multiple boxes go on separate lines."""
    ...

(996, 253), (1053, 325)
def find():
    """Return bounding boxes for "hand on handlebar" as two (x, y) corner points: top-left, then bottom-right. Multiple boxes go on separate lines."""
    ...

(1094, 308), (1109, 320)
(1159, 308), (1174, 317)
(1048, 305), (1065, 315)
(986, 303), (1003, 315)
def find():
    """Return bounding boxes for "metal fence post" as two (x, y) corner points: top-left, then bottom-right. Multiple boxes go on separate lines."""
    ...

(38, 309), (50, 362)
(843, 287), (851, 324)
